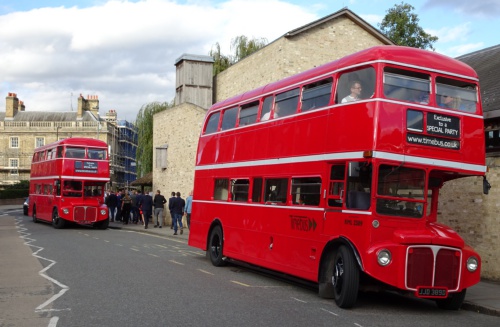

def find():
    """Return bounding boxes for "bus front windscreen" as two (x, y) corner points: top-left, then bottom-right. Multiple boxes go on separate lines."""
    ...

(376, 165), (425, 218)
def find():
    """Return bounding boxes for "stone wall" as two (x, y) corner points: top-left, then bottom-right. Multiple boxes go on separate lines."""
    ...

(215, 16), (385, 101)
(438, 157), (500, 281)
(152, 103), (206, 225)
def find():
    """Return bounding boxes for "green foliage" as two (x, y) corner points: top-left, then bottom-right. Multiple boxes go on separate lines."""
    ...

(0, 180), (29, 199)
(135, 101), (174, 177)
(379, 2), (438, 50)
(209, 35), (268, 75)
(209, 42), (232, 75)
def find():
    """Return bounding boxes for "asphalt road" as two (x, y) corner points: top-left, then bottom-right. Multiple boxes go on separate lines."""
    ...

(2, 209), (500, 327)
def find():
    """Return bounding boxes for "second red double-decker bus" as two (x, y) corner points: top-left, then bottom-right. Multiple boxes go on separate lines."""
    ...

(188, 45), (489, 309)
(29, 137), (110, 229)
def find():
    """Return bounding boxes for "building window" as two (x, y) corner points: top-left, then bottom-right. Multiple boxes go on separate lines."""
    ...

(9, 158), (19, 175)
(10, 137), (19, 148)
(35, 137), (45, 148)
(155, 145), (168, 169)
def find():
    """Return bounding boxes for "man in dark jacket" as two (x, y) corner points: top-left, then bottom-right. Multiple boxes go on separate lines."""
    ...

(168, 191), (176, 229)
(169, 192), (185, 235)
(105, 191), (118, 222)
(153, 190), (167, 228)
(139, 192), (153, 229)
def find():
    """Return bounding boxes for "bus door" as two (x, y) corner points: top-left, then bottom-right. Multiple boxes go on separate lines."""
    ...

(324, 161), (372, 242)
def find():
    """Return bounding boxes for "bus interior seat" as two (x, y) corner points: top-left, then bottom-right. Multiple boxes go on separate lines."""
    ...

(347, 191), (371, 210)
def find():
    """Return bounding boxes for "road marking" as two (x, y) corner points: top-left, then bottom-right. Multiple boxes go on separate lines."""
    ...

(320, 308), (339, 316)
(198, 269), (214, 275)
(15, 218), (71, 324)
(169, 260), (184, 265)
(130, 248), (140, 252)
(148, 253), (159, 257)
(354, 324), (363, 327)
(48, 317), (59, 327)
(231, 280), (250, 287)
(292, 297), (307, 303)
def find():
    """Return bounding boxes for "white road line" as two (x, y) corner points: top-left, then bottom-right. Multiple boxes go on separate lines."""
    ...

(48, 316), (59, 327)
(197, 269), (214, 275)
(169, 260), (184, 265)
(15, 218), (71, 327)
(291, 297), (307, 303)
(320, 308), (339, 316)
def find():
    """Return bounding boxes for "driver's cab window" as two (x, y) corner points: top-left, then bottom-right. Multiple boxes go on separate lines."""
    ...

(336, 67), (376, 104)
(346, 161), (372, 210)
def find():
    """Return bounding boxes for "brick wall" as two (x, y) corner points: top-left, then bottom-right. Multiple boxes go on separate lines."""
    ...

(438, 157), (500, 281)
(152, 103), (206, 225)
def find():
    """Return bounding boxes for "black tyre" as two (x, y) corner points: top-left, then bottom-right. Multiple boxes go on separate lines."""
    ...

(436, 289), (466, 310)
(94, 218), (109, 230)
(32, 206), (38, 223)
(332, 245), (359, 308)
(52, 208), (66, 229)
(207, 225), (226, 266)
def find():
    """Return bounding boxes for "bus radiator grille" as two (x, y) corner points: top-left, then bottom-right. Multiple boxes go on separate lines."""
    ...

(406, 247), (460, 290)
(73, 206), (98, 222)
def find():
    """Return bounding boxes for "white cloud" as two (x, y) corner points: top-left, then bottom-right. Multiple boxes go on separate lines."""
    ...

(427, 22), (471, 43)
(0, 0), (317, 121)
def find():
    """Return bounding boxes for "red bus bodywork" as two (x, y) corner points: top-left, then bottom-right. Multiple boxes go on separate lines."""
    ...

(29, 138), (110, 229)
(188, 46), (485, 309)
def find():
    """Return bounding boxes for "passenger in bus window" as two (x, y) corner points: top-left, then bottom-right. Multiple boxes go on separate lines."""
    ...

(261, 103), (280, 121)
(439, 93), (460, 109)
(341, 81), (362, 103)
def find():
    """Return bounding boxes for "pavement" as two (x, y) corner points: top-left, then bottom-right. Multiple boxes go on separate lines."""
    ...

(2, 204), (500, 316)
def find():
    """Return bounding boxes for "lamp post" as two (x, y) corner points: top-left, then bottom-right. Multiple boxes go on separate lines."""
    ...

(56, 126), (61, 140)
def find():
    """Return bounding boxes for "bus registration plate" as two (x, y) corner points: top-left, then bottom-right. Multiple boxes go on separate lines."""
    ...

(416, 287), (448, 298)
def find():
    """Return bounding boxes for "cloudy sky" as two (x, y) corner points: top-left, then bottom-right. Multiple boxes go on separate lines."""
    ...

(1, 0), (499, 121)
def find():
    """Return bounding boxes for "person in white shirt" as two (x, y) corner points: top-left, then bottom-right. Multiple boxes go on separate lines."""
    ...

(261, 103), (280, 121)
(341, 81), (362, 103)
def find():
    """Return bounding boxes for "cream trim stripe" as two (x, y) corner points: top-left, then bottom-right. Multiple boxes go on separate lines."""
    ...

(195, 151), (486, 173)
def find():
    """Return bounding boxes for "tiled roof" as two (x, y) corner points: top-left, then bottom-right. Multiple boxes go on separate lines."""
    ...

(0, 111), (98, 121)
(456, 44), (500, 114)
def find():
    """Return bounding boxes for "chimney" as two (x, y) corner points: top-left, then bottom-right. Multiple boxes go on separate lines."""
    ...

(77, 94), (85, 119)
(88, 95), (99, 117)
(5, 92), (19, 119)
(19, 100), (25, 111)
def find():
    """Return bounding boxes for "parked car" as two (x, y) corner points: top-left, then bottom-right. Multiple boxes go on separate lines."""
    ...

(23, 197), (29, 215)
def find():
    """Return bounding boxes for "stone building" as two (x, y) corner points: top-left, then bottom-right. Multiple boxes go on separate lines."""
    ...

(0, 93), (137, 189)
(437, 44), (500, 281)
(152, 8), (393, 224)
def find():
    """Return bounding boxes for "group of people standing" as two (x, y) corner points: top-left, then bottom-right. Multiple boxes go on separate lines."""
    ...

(104, 189), (193, 235)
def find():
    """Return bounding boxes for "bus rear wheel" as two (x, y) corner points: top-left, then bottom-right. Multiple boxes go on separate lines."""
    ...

(207, 225), (226, 267)
(332, 245), (359, 308)
(435, 289), (466, 310)
(52, 209), (66, 229)
(32, 206), (38, 223)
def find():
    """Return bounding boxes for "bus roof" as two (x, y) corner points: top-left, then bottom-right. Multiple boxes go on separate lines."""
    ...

(35, 137), (108, 152)
(211, 45), (478, 111)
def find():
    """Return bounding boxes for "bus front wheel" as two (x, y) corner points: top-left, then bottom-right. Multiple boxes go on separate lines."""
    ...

(207, 225), (226, 267)
(435, 289), (466, 310)
(52, 209), (66, 229)
(332, 245), (359, 308)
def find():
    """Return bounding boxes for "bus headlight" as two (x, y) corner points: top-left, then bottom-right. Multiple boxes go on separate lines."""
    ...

(377, 249), (392, 266)
(467, 256), (479, 272)
(63, 208), (69, 214)
(100, 209), (107, 215)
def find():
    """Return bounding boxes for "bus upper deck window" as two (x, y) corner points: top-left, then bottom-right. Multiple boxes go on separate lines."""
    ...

(204, 112), (220, 134)
(436, 77), (477, 113)
(337, 67), (376, 104)
(383, 67), (430, 104)
(301, 78), (333, 112)
(66, 147), (85, 158)
(275, 88), (300, 118)
(221, 107), (239, 131)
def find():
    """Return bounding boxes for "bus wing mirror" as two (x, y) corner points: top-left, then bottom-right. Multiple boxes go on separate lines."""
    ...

(483, 176), (491, 195)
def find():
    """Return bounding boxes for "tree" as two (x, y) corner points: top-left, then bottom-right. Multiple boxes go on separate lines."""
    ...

(379, 2), (438, 50)
(209, 42), (232, 75)
(134, 100), (174, 177)
(209, 35), (268, 75)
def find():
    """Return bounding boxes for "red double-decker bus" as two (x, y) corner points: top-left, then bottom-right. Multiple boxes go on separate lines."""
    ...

(188, 46), (489, 309)
(29, 138), (110, 229)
